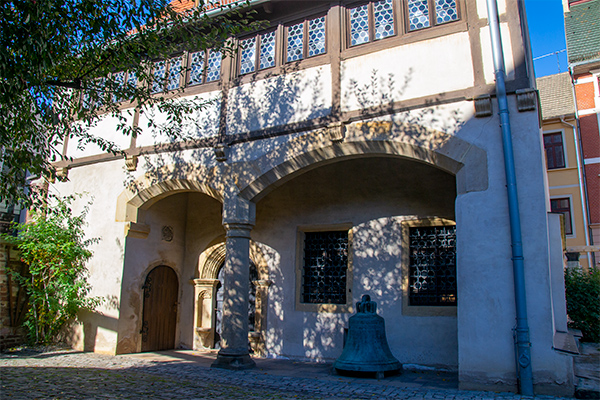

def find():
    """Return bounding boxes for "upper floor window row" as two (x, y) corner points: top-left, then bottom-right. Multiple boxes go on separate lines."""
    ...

(238, 15), (327, 75)
(151, 49), (222, 94)
(349, 0), (459, 46)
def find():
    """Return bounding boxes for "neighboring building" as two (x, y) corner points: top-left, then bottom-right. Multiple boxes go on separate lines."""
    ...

(49, 0), (573, 395)
(537, 72), (594, 269)
(564, 0), (600, 267)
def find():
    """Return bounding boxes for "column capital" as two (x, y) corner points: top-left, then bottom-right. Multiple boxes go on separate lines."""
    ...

(224, 222), (254, 239)
(223, 192), (255, 226)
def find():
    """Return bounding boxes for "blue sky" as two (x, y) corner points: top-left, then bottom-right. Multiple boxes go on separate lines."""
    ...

(524, 0), (568, 78)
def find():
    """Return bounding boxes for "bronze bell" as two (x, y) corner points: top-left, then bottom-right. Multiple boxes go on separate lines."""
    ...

(333, 294), (402, 379)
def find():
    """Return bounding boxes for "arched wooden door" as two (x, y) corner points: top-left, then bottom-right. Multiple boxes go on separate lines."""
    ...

(141, 266), (178, 352)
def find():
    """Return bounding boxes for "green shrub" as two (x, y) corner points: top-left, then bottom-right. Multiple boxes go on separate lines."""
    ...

(1, 194), (100, 345)
(565, 267), (600, 343)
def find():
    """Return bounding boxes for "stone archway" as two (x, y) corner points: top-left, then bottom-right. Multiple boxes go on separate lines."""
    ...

(193, 242), (271, 355)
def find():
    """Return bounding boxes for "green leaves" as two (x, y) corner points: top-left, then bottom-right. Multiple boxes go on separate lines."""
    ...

(565, 267), (600, 343)
(1, 0), (261, 205)
(1, 193), (100, 344)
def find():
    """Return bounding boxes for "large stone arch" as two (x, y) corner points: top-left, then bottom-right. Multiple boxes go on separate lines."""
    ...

(116, 177), (223, 223)
(237, 123), (487, 202)
(193, 241), (271, 355)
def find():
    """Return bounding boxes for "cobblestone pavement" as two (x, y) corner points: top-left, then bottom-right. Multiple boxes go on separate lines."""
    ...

(0, 348), (573, 400)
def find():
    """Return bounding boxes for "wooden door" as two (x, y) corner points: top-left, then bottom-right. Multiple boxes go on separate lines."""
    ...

(141, 266), (178, 352)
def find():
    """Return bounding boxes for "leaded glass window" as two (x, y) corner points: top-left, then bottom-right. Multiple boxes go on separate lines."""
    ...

(167, 57), (182, 91)
(435, 0), (459, 24)
(189, 51), (205, 85)
(259, 31), (276, 69)
(189, 49), (221, 85)
(349, 4), (370, 46)
(408, 225), (457, 306)
(287, 22), (304, 62)
(308, 16), (326, 57)
(239, 37), (256, 74)
(112, 71), (125, 103)
(152, 60), (166, 93)
(349, 0), (395, 46)
(408, 0), (458, 31)
(374, 0), (395, 40)
(301, 231), (349, 304)
(206, 50), (222, 82)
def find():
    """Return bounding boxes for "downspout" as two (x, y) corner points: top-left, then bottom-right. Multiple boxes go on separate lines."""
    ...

(560, 116), (593, 265)
(485, 0), (534, 395)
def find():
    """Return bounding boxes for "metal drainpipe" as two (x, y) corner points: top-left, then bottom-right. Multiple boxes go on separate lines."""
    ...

(485, 0), (534, 395)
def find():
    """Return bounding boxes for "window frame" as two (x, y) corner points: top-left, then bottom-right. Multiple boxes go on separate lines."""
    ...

(284, 14), (328, 64)
(237, 28), (278, 76)
(404, 0), (461, 33)
(295, 224), (353, 313)
(150, 55), (185, 94)
(346, 0), (398, 47)
(401, 218), (457, 317)
(187, 48), (223, 87)
(543, 131), (567, 170)
(550, 197), (574, 236)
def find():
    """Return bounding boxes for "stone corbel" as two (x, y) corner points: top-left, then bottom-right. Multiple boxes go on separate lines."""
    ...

(474, 95), (493, 117)
(327, 122), (346, 142)
(56, 167), (69, 182)
(516, 89), (537, 112)
(214, 143), (228, 162)
(125, 155), (138, 171)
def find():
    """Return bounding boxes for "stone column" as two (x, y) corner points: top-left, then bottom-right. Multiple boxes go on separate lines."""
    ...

(212, 196), (256, 370)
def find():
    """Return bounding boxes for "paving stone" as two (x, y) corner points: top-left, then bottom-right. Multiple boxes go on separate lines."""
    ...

(0, 349), (575, 400)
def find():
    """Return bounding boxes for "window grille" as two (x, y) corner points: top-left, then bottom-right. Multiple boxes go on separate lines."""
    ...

(302, 231), (348, 304)
(167, 57), (182, 91)
(287, 22), (305, 62)
(407, 0), (458, 31)
(151, 61), (167, 93)
(240, 36), (257, 74)
(543, 132), (566, 169)
(551, 198), (573, 235)
(409, 225), (457, 306)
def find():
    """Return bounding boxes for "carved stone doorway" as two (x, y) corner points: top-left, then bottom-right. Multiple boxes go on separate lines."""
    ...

(141, 265), (178, 352)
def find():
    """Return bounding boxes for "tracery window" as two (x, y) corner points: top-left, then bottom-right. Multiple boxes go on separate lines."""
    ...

(349, 0), (395, 46)
(301, 230), (349, 304)
(407, 0), (459, 31)
(408, 224), (457, 306)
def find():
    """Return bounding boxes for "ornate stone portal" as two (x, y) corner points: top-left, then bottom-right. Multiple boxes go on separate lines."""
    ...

(333, 294), (402, 379)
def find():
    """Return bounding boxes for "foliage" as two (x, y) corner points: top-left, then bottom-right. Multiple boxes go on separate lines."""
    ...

(565, 267), (600, 343)
(0, 194), (100, 345)
(1, 0), (261, 204)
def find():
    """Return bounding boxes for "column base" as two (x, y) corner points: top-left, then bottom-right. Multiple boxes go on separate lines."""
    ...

(211, 350), (256, 370)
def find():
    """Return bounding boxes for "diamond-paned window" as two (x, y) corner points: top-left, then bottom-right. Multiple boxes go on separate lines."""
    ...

(240, 37), (256, 74)
(167, 57), (182, 91)
(287, 22), (304, 62)
(259, 31), (276, 69)
(408, 225), (457, 306)
(408, 0), (458, 31)
(350, 1), (395, 46)
(301, 231), (349, 304)
(308, 16), (326, 57)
